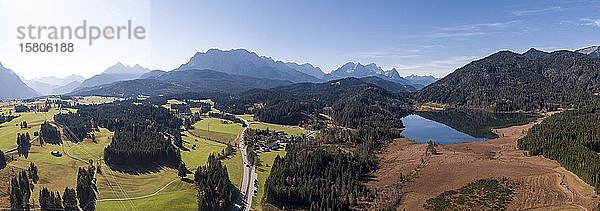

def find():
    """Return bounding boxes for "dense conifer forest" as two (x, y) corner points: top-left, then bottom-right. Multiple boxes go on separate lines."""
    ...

(0, 150), (6, 170)
(55, 103), (182, 142)
(194, 154), (237, 210)
(416, 50), (600, 112)
(265, 143), (373, 210)
(10, 171), (31, 210)
(40, 122), (62, 144)
(264, 103), (406, 210)
(104, 129), (181, 167)
(518, 107), (600, 192)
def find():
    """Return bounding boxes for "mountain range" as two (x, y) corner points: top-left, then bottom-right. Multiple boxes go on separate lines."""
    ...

(66, 49), (438, 97)
(24, 74), (86, 95)
(576, 46), (600, 58)
(0, 63), (40, 100)
(176, 49), (320, 83)
(74, 63), (151, 90)
(71, 69), (292, 97)
(0, 48), (443, 100)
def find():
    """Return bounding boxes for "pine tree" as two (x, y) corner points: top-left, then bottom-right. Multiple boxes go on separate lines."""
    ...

(178, 162), (187, 179)
(28, 162), (39, 184)
(63, 187), (78, 211)
(10, 171), (31, 210)
(0, 150), (6, 170)
(77, 167), (96, 211)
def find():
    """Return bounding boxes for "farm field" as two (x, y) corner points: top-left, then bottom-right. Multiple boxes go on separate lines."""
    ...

(237, 114), (255, 122)
(189, 118), (243, 144)
(96, 181), (197, 210)
(73, 96), (121, 105)
(0, 109), (60, 150)
(96, 180), (197, 211)
(180, 133), (243, 188)
(249, 122), (307, 137)
(0, 106), (246, 210)
(162, 99), (185, 110)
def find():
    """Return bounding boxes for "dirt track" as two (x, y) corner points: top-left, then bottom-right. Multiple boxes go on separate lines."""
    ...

(367, 113), (600, 210)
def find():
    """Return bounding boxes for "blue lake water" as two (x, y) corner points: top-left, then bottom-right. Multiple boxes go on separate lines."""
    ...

(400, 114), (488, 144)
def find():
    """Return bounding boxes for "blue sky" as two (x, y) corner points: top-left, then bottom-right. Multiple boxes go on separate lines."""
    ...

(2, 0), (600, 78)
(149, 0), (600, 77)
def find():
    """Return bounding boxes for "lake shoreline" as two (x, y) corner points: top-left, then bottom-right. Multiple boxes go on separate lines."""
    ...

(368, 111), (600, 210)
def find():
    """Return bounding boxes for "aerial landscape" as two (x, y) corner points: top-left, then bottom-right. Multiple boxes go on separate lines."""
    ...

(2, 0), (600, 210)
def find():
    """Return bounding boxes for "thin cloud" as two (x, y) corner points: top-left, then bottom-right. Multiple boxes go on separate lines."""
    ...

(393, 56), (479, 77)
(512, 6), (566, 16)
(343, 48), (423, 60)
(403, 20), (522, 39)
(581, 18), (600, 27)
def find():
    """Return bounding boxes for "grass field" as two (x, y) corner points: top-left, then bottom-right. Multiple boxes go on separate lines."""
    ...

(0, 109), (60, 151)
(237, 114), (255, 122)
(96, 168), (180, 200)
(222, 151), (243, 188)
(5, 140), (88, 206)
(181, 133), (243, 188)
(162, 99), (186, 110)
(249, 122), (307, 137)
(0, 102), (248, 210)
(189, 118), (243, 144)
(97, 180), (197, 211)
(252, 149), (287, 210)
(69, 128), (113, 161)
(74, 96), (121, 105)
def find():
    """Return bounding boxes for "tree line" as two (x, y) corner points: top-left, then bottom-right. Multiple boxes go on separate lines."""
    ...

(0, 114), (17, 124)
(17, 133), (32, 157)
(55, 103), (183, 142)
(194, 154), (237, 210)
(104, 129), (181, 167)
(40, 122), (62, 145)
(264, 142), (373, 210)
(55, 103), (184, 169)
(518, 107), (600, 192)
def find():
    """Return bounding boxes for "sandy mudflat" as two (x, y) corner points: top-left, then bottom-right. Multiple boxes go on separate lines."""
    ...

(368, 113), (599, 210)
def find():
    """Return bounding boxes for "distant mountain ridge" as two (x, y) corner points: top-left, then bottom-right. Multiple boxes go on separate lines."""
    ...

(75, 63), (151, 90)
(175, 49), (433, 89)
(325, 62), (419, 90)
(2, 48), (441, 99)
(405, 75), (439, 89)
(71, 69), (292, 97)
(176, 49), (320, 83)
(576, 46), (600, 58)
(285, 62), (325, 79)
(0, 63), (40, 100)
(25, 74), (86, 95)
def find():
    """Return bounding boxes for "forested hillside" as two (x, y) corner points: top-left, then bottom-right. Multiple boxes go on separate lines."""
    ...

(518, 108), (600, 191)
(416, 49), (600, 111)
(262, 84), (411, 210)
(55, 103), (183, 168)
(216, 77), (413, 127)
